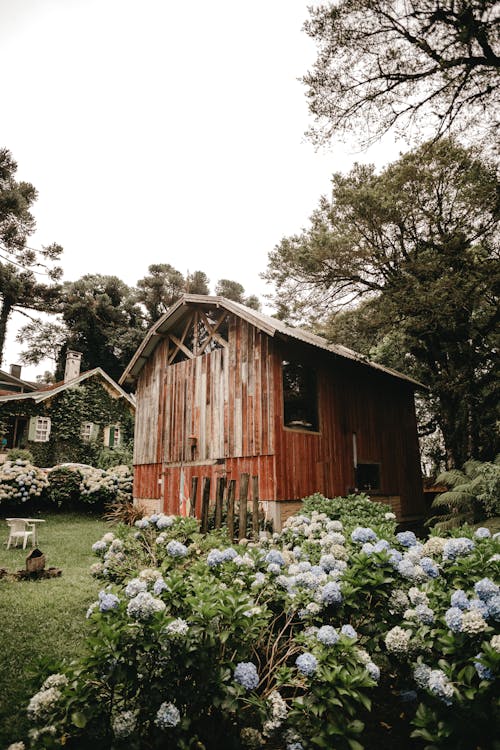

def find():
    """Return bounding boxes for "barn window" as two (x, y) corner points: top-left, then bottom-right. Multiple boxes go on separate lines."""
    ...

(81, 422), (98, 442)
(355, 463), (381, 492)
(282, 360), (319, 431)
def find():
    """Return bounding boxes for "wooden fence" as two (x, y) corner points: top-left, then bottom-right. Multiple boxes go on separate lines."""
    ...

(188, 472), (261, 540)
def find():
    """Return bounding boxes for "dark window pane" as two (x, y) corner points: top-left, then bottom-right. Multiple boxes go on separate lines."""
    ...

(282, 360), (319, 431)
(355, 463), (381, 491)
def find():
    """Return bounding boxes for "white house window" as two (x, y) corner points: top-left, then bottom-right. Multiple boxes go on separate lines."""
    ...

(81, 422), (95, 442)
(104, 425), (121, 448)
(29, 416), (51, 443)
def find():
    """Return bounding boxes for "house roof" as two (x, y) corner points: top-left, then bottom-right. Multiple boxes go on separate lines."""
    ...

(119, 294), (425, 389)
(0, 367), (136, 407)
(0, 369), (38, 393)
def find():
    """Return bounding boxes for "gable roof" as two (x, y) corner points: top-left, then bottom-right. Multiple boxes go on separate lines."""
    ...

(0, 367), (136, 408)
(119, 294), (424, 389)
(0, 369), (38, 394)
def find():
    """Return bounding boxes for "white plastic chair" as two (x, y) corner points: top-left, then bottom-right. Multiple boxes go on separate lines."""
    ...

(6, 519), (35, 550)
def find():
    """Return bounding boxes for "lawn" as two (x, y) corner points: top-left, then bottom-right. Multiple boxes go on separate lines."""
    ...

(0, 512), (109, 747)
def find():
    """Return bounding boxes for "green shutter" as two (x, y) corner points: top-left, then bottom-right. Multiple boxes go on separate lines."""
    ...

(28, 417), (37, 441)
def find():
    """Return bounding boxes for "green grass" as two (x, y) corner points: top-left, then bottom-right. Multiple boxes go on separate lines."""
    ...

(0, 512), (108, 747)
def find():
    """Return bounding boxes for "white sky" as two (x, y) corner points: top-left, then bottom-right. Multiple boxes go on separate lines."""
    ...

(0, 0), (400, 379)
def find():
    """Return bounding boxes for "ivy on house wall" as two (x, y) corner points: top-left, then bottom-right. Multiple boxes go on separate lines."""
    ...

(0, 378), (134, 467)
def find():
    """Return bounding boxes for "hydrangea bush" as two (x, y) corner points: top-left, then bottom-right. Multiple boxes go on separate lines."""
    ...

(16, 505), (499, 750)
(0, 459), (49, 507)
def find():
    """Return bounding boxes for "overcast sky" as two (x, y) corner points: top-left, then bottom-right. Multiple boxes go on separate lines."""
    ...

(1, 0), (401, 378)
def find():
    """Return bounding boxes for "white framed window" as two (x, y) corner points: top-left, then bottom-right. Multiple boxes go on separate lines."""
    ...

(103, 425), (121, 448)
(81, 422), (98, 442)
(28, 416), (51, 443)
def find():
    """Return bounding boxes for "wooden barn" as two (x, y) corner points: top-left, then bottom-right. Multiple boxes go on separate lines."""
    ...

(120, 294), (425, 528)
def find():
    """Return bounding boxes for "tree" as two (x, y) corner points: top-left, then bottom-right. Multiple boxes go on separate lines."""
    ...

(302, 0), (500, 147)
(186, 270), (210, 296)
(265, 139), (499, 468)
(136, 264), (186, 324)
(215, 279), (261, 310)
(57, 274), (146, 382)
(0, 148), (62, 362)
(16, 318), (68, 368)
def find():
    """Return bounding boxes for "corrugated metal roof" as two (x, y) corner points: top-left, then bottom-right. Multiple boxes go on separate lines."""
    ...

(119, 294), (425, 389)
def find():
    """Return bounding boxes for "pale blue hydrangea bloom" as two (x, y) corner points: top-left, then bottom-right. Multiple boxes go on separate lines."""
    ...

(319, 554), (337, 572)
(320, 581), (342, 605)
(361, 542), (375, 555)
(149, 514), (159, 523)
(234, 662), (259, 690)
(295, 652), (318, 676)
(267, 563), (281, 575)
(92, 540), (107, 553)
(222, 547), (238, 561)
(428, 669), (454, 705)
(415, 604), (435, 624)
(298, 561), (312, 572)
(316, 625), (339, 646)
(487, 594), (500, 621)
(166, 540), (188, 557)
(396, 531), (418, 547)
(153, 577), (169, 595)
(265, 550), (285, 566)
(156, 515), (175, 529)
(98, 590), (120, 612)
(413, 663), (432, 689)
(163, 618), (189, 637)
(397, 559), (416, 579)
(127, 591), (166, 621)
(469, 598), (489, 617)
(474, 527), (491, 539)
(341, 624), (357, 639)
(135, 518), (149, 529)
(450, 589), (470, 610)
(155, 701), (180, 729)
(351, 527), (378, 544)
(207, 549), (225, 567)
(287, 743), (304, 750)
(388, 549), (403, 565)
(374, 539), (391, 553)
(442, 537), (474, 561)
(366, 661), (380, 681)
(474, 654), (493, 680)
(445, 607), (463, 632)
(474, 577), (498, 601)
(125, 578), (148, 598)
(420, 556), (439, 578)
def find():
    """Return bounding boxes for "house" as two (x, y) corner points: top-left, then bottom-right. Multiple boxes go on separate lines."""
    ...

(120, 294), (425, 528)
(0, 351), (135, 466)
(0, 364), (38, 394)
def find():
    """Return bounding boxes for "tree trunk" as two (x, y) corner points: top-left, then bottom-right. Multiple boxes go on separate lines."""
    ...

(0, 298), (13, 366)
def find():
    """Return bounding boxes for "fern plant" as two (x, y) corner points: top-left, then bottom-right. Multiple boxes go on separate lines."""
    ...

(427, 457), (500, 531)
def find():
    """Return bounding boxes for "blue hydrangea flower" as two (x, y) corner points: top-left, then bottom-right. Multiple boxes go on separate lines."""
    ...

(149, 514), (159, 523)
(442, 537), (474, 561)
(295, 652), (318, 676)
(487, 594), (500, 621)
(320, 581), (342, 605)
(474, 655), (493, 680)
(156, 515), (175, 529)
(222, 547), (238, 561)
(420, 556), (439, 578)
(397, 559), (416, 579)
(388, 549), (403, 565)
(396, 531), (418, 548)
(92, 540), (107, 553)
(155, 701), (180, 728)
(413, 663), (432, 689)
(415, 604), (435, 624)
(98, 590), (120, 612)
(166, 540), (188, 557)
(207, 549), (225, 567)
(474, 577), (499, 602)
(341, 624), (357, 639)
(351, 527), (378, 544)
(469, 598), (489, 617)
(428, 669), (454, 705)
(373, 539), (391, 553)
(361, 542), (375, 555)
(135, 518), (149, 529)
(267, 563), (281, 575)
(445, 607), (463, 632)
(153, 577), (168, 595)
(316, 625), (339, 646)
(450, 589), (470, 610)
(366, 661), (380, 681)
(265, 550), (285, 566)
(474, 527), (491, 539)
(234, 662), (259, 690)
(319, 554), (337, 572)
(125, 578), (148, 598)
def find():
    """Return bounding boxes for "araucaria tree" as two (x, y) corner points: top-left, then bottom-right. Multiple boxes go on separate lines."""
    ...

(303, 0), (500, 146)
(265, 139), (499, 468)
(0, 148), (62, 363)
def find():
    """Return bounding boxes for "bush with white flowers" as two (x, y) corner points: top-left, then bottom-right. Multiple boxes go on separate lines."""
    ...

(15, 498), (499, 750)
(0, 459), (49, 507)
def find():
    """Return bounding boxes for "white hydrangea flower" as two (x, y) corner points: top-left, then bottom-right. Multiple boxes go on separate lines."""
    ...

(408, 587), (429, 606)
(385, 626), (412, 654)
(461, 610), (488, 635)
(490, 634), (500, 652)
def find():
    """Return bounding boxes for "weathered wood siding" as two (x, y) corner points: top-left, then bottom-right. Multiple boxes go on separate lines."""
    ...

(272, 344), (424, 517)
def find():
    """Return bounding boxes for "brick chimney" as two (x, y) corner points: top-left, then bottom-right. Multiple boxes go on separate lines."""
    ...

(9, 364), (22, 379)
(64, 351), (82, 382)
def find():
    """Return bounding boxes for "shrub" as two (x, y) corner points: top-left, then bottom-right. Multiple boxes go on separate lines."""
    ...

(0, 459), (48, 510)
(301, 492), (397, 537)
(6, 448), (34, 463)
(429, 457), (500, 531)
(46, 466), (83, 509)
(16, 508), (500, 749)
